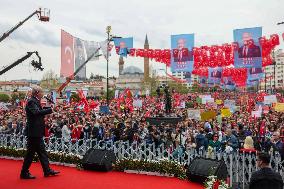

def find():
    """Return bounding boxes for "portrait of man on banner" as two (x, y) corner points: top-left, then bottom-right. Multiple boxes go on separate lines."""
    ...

(209, 67), (222, 84)
(233, 27), (262, 68)
(113, 37), (133, 57)
(171, 34), (194, 72)
(74, 38), (87, 80)
(248, 67), (264, 81)
(199, 76), (207, 87)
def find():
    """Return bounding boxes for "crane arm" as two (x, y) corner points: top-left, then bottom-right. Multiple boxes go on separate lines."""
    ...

(0, 51), (44, 75)
(0, 10), (40, 43)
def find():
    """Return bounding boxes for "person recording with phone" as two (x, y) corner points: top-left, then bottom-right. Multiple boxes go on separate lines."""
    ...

(20, 86), (60, 179)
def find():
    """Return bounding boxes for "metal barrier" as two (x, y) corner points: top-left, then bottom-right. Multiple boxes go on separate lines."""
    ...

(0, 134), (283, 188)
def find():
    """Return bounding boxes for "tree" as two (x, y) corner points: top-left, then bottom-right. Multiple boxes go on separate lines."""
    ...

(10, 92), (26, 102)
(167, 81), (189, 94)
(142, 76), (159, 96)
(40, 70), (59, 90)
(0, 94), (10, 102)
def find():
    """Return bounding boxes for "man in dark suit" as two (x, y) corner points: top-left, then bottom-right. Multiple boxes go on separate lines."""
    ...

(20, 86), (59, 179)
(238, 32), (261, 58)
(249, 152), (283, 189)
(173, 38), (193, 63)
(211, 70), (221, 78)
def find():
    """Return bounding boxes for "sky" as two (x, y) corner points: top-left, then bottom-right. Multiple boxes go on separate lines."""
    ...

(0, 0), (283, 81)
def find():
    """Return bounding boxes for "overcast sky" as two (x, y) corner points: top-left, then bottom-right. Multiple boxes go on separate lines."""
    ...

(0, 0), (283, 81)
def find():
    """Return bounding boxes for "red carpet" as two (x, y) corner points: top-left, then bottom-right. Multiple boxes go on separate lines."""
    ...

(0, 158), (203, 189)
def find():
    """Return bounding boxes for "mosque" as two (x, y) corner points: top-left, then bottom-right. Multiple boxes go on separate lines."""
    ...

(115, 35), (150, 90)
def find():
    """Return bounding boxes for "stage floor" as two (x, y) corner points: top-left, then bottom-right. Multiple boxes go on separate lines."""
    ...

(0, 158), (203, 189)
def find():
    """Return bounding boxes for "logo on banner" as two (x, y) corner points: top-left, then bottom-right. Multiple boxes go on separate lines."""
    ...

(171, 34), (194, 72)
(233, 27), (262, 68)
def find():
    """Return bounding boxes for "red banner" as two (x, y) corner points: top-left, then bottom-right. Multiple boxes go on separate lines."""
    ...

(61, 30), (74, 77)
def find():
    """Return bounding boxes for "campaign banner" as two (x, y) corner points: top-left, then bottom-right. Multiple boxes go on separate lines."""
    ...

(83, 40), (100, 60)
(274, 103), (284, 112)
(113, 37), (133, 57)
(201, 111), (217, 121)
(202, 97), (214, 104)
(206, 102), (217, 109)
(66, 90), (71, 104)
(100, 106), (110, 114)
(133, 99), (143, 108)
(188, 109), (201, 120)
(115, 90), (119, 99)
(251, 110), (262, 118)
(177, 101), (186, 108)
(221, 108), (232, 118)
(215, 99), (223, 105)
(264, 95), (277, 104)
(199, 76), (207, 87)
(247, 67), (264, 81)
(222, 76), (235, 90)
(171, 34), (194, 72)
(209, 67), (222, 84)
(233, 27), (262, 68)
(224, 100), (235, 108)
(74, 38), (87, 80)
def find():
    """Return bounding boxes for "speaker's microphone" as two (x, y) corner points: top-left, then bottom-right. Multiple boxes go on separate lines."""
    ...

(43, 95), (55, 104)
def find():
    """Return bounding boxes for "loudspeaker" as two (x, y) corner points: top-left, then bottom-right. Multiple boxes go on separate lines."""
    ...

(187, 157), (228, 183)
(82, 149), (116, 172)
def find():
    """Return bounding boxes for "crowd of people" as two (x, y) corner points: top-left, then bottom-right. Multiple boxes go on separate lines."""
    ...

(0, 89), (284, 159)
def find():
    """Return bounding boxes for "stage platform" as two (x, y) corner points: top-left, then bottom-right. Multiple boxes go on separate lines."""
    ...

(0, 158), (203, 189)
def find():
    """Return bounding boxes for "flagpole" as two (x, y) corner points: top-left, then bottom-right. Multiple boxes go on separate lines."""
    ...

(106, 26), (111, 106)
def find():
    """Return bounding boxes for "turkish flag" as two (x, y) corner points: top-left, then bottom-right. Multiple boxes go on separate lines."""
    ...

(61, 30), (74, 77)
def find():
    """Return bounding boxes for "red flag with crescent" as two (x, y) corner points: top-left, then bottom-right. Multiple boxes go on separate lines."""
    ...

(61, 30), (74, 77)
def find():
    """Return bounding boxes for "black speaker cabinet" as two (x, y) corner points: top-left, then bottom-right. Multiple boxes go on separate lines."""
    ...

(187, 157), (228, 183)
(82, 149), (116, 172)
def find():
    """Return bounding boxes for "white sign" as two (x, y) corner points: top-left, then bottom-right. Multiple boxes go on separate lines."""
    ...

(264, 95), (277, 104)
(202, 97), (214, 104)
(251, 111), (262, 118)
(177, 101), (186, 108)
(188, 109), (201, 120)
(133, 99), (143, 108)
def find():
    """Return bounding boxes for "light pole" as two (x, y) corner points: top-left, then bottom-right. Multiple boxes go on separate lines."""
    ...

(106, 26), (111, 106)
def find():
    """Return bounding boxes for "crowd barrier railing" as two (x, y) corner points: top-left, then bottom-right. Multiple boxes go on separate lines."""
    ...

(0, 134), (283, 188)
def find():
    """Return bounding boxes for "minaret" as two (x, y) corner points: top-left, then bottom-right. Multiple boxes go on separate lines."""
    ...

(119, 56), (124, 75)
(144, 34), (150, 81)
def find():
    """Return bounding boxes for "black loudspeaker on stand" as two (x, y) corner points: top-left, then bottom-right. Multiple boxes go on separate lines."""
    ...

(82, 149), (116, 172)
(187, 157), (228, 184)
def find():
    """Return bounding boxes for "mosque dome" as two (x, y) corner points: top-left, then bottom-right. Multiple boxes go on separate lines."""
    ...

(121, 66), (143, 75)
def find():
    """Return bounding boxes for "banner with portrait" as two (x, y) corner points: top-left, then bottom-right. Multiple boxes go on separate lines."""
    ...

(113, 37), (133, 57)
(74, 38), (87, 80)
(233, 27), (262, 68)
(171, 34), (194, 72)
(222, 76), (235, 90)
(199, 76), (207, 87)
(209, 67), (222, 84)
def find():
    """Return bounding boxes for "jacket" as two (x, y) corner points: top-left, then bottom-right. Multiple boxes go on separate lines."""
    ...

(249, 167), (283, 189)
(25, 96), (52, 137)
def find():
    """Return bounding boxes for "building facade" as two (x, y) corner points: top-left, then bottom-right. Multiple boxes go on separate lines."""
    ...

(171, 71), (199, 88)
(260, 49), (284, 90)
